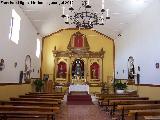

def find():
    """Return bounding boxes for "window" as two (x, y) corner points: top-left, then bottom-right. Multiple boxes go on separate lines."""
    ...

(9, 9), (21, 44)
(36, 38), (41, 58)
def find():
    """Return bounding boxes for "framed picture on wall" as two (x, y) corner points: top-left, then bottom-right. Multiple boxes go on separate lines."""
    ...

(155, 63), (159, 69)
(0, 59), (5, 71)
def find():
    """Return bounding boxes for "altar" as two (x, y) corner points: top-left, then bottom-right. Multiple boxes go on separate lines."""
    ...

(69, 84), (89, 94)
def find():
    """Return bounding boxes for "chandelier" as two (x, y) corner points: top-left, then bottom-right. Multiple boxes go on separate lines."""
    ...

(61, 0), (110, 29)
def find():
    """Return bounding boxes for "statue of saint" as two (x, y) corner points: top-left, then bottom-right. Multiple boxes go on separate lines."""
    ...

(75, 63), (82, 77)
(128, 56), (135, 79)
(58, 64), (66, 78)
(91, 65), (99, 79)
(92, 68), (96, 79)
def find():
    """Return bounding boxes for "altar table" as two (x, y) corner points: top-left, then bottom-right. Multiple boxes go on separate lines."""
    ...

(69, 84), (89, 94)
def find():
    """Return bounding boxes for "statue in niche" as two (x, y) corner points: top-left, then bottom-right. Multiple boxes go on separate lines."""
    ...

(128, 56), (135, 80)
(75, 63), (82, 77)
(73, 32), (84, 48)
(57, 62), (66, 78)
(24, 55), (32, 82)
(90, 62), (99, 79)
(72, 59), (84, 79)
(92, 66), (96, 79)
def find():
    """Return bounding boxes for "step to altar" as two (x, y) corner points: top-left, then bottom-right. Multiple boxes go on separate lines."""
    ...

(67, 92), (93, 105)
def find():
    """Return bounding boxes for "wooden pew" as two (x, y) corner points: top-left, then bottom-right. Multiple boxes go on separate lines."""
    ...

(19, 95), (64, 99)
(97, 93), (138, 98)
(26, 93), (65, 96)
(101, 97), (149, 113)
(117, 104), (160, 120)
(0, 100), (60, 107)
(98, 94), (139, 104)
(27, 92), (65, 95)
(98, 95), (139, 106)
(109, 99), (160, 113)
(144, 116), (160, 120)
(110, 100), (160, 106)
(10, 98), (62, 104)
(128, 109), (160, 120)
(0, 105), (60, 113)
(102, 97), (149, 106)
(0, 111), (55, 120)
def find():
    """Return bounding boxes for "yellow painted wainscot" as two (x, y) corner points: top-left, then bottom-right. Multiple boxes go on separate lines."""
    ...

(0, 83), (32, 100)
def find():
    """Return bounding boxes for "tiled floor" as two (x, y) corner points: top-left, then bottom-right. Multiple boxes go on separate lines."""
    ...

(56, 104), (110, 120)
(56, 94), (112, 120)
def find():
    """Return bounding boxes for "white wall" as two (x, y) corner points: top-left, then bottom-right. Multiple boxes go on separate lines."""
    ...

(115, 0), (160, 84)
(0, 5), (41, 83)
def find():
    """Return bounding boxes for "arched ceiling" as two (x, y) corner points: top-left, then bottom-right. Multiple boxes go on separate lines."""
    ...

(18, 0), (153, 39)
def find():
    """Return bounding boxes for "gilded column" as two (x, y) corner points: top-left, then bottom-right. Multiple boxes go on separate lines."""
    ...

(102, 57), (104, 83)
(86, 57), (89, 82)
(68, 56), (71, 83)
(53, 57), (56, 83)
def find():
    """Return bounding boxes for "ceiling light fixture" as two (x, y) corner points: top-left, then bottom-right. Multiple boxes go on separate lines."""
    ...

(61, 0), (110, 29)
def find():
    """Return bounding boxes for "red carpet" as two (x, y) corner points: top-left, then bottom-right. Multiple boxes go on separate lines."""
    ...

(67, 92), (93, 105)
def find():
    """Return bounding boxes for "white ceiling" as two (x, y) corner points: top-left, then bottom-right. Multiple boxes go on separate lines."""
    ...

(19, 0), (153, 39)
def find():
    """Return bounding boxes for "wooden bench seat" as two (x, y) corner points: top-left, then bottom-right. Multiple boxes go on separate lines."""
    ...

(110, 100), (160, 106)
(97, 93), (138, 97)
(102, 97), (149, 106)
(98, 94), (138, 102)
(117, 104), (160, 120)
(109, 99), (160, 113)
(0, 110), (55, 120)
(100, 97), (149, 113)
(25, 93), (65, 96)
(0, 105), (60, 113)
(10, 97), (62, 104)
(0, 100), (60, 107)
(128, 109), (160, 120)
(19, 95), (64, 99)
(27, 92), (65, 95)
(144, 116), (160, 120)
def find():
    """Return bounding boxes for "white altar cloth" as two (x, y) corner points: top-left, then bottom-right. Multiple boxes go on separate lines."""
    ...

(69, 84), (89, 93)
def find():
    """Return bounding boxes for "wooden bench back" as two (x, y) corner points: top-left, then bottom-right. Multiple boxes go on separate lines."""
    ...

(0, 101), (59, 107)
(110, 100), (160, 106)
(117, 104), (160, 110)
(10, 98), (61, 103)
(0, 105), (60, 113)
(19, 95), (64, 99)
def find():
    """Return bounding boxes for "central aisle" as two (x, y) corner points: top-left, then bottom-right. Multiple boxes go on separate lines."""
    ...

(56, 104), (108, 120)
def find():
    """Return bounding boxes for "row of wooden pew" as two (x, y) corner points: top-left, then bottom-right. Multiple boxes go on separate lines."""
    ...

(97, 93), (160, 120)
(0, 92), (65, 120)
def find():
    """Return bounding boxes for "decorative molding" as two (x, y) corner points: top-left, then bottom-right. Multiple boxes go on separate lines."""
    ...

(135, 84), (160, 87)
(53, 49), (105, 58)
(43, 28), (114, 42)
(53, 32), (105, 58)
